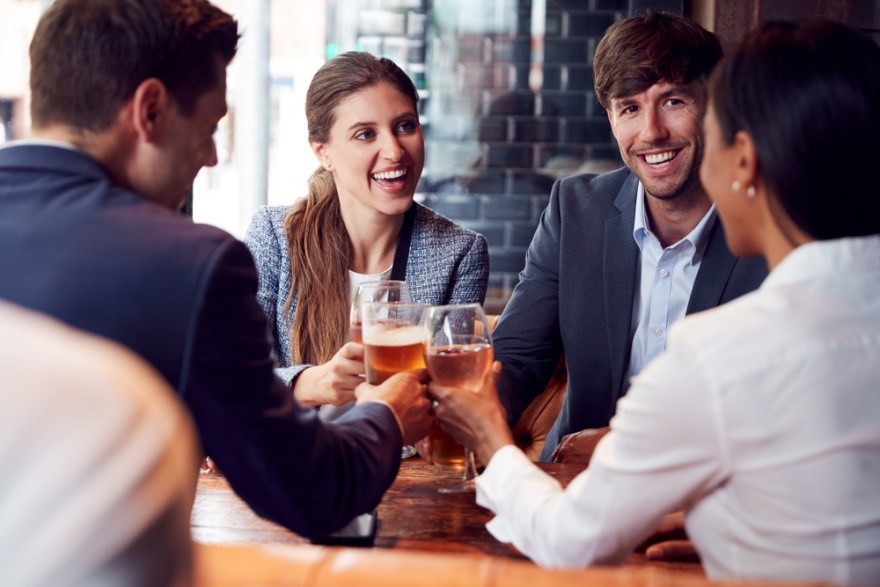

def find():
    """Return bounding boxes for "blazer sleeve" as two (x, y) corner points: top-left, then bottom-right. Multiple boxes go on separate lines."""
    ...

(493, 181), (566, 427)
(181, 239), (402, 538)
(243, 206), (284, 360)
(447, 233), (490, 305)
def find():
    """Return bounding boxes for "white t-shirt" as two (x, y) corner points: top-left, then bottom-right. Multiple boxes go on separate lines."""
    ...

(348, 267), (393, 309)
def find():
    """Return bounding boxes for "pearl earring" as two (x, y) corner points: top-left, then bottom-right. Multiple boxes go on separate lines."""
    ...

(731, 180), (741, 192)
(746, 185), (756, 198)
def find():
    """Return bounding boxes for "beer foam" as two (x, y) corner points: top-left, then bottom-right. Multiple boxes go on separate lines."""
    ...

(363, 324), (426, 346)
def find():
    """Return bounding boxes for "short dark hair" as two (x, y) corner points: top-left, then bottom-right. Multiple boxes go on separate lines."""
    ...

(29, 0), (239, 131)
(710, 19), (880, 240)
(593, 10), (721, 110)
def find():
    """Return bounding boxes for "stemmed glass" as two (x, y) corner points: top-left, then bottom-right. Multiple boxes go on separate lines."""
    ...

(424, 303), (493, 493)
(360, 300), (426, 459)
(349, 280), (412, 343)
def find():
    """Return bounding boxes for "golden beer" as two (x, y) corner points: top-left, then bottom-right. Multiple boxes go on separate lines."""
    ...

(431, 423), (465, 467)
(349, 321), (363, 344)
(363, 325), (426, 384)
(426, 343), (493, 467)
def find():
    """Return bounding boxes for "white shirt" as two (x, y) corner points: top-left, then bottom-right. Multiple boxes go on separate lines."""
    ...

(477, 236), (880, 584)
(0, 301), (199, 587)
(628, 183), (716, 379)
(347, 267), (393, 309)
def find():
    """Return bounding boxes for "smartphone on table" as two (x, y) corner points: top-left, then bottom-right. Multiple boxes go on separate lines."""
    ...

(310, 510), (377, 547)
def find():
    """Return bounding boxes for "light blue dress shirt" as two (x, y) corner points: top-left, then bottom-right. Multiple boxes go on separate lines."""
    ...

(627, 182), (716, 380)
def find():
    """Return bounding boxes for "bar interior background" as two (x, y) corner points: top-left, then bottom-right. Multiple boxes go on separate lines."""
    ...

(1, 0), (876, 311)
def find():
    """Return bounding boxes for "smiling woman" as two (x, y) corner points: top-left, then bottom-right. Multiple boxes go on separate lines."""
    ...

(312, 82), (424, 220)
(243, 51), (489, 417)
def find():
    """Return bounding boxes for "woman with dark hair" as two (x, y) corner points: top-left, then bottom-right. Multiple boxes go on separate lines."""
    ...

(245, 52), (488, 416)
(428, 20), (880, 582)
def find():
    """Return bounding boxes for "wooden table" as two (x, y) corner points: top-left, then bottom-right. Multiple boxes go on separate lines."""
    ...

(192, 458), (701, 574)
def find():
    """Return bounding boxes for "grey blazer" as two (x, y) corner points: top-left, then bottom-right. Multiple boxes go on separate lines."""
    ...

(245, 202), (489, 384)
(493, 168), (769, 460)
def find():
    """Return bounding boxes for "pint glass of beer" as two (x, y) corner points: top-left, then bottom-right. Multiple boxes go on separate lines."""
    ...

(424, 303), (493, 493)
(349, 281), (412, 343)
(361, 302), (427, 385)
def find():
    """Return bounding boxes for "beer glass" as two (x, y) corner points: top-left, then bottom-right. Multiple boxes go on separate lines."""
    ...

(424, 303), (493, 493)
(349, 280), (412, 343)
(362, 301), (427, 459)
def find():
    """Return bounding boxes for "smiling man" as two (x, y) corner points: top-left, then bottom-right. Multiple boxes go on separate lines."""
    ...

(0, 0), (433, 542)
(492, 10), (768, 466)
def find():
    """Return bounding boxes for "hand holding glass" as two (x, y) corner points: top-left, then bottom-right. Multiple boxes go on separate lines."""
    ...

(424, 303), (493, 493)
(362, 302), (427, 460)
(353, 285), (417, 458)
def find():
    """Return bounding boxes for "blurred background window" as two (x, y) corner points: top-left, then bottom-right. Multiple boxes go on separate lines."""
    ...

(2, 0), (877, 311)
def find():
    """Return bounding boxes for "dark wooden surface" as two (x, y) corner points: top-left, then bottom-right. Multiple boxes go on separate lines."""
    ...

(374, 460), (569, 557)
(192, 458), (702, 575)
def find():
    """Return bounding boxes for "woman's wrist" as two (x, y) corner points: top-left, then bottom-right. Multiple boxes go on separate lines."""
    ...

(474, 416), (514, 467)
(292, 366), (322, 407)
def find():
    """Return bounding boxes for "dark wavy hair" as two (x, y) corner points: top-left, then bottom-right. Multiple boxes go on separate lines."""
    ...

(709, 19), (880, 240)
(593, 10), (721, 110)
(30, 0), (239, 131)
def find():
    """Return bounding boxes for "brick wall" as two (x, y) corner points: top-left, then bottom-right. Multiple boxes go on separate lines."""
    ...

(329, 0), (684, 313)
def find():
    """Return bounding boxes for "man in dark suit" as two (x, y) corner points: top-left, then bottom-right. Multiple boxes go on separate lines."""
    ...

(494, 11), (768, 463)
(0, 0), (431, 538)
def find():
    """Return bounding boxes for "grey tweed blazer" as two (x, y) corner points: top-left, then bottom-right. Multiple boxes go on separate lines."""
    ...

(244, 202), (489, 385)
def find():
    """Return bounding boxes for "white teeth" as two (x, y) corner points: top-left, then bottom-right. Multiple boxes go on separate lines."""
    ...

(645, 151), (676, 165)
(372, 169), (406, 180)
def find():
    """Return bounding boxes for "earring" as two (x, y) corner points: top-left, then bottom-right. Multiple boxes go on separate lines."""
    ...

(731, 180), (741, 192)
(746, 185), (756, 198)
(322, 160), (333, 171)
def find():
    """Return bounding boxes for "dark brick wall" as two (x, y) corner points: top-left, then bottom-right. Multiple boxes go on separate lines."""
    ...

(329, 0), (684, 313)
(418, 1), (690, 313)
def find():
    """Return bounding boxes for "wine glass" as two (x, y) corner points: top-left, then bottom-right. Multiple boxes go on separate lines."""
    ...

(349, 280), (412, 343)
(360, 300), (426, 460)
(424, 303), (493, 493)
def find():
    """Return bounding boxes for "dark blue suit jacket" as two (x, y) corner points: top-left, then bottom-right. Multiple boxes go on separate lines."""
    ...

(494, 168), (769, 460)
(0, 144), (401, 537)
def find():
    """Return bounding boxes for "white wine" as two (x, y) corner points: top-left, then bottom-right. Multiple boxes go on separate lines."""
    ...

(426, 343), (493, 390)
(426, 343), (493, 467)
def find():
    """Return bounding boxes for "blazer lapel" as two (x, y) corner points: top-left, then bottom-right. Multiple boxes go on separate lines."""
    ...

(687, 220), (737, 314)
(604, 175), (640, 397)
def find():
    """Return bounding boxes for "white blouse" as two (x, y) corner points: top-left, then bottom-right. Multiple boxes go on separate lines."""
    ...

(477, 236), (880, 584)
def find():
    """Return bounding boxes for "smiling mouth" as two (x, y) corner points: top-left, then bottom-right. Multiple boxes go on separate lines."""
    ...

(642, 150), (678, 165)
(372, 168), (407, 181)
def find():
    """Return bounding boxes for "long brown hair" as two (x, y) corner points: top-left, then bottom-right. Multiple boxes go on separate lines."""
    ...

(284, 51), (419, 365)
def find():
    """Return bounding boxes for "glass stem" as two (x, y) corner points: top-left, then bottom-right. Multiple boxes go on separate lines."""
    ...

(463, 448), (478, 482)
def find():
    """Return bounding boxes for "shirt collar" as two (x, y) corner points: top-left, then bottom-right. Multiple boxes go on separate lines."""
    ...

(0, 138), (81, 152)
(763, 235), (880, 289)
(632, 181), (717, 261)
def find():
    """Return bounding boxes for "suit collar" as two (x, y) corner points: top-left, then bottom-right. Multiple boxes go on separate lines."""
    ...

(686, 220), (739, 314)
(0, 143), (112, 183)
(605, 171), (640, 397)
(613, 172), (640, 213)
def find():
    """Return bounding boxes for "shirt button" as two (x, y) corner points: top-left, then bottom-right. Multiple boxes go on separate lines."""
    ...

(653, 328), (664, 337)
(659, 268), (669, 278)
